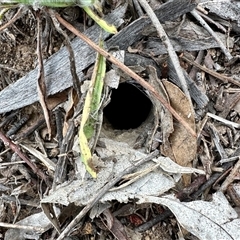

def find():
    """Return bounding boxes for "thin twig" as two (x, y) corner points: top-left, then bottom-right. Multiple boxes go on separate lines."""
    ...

(36, 11), (52, 139)
(132, 0), (144, 17)
(207, 112), (240, 129)
(50, 10), (196, 138)
(137, 0), (192, 102)
(0, 221), (44, 232)
(0, 6), (24, 32)
(220, 157), (240, 192)
(217, 156), (239, 165)
(135, 209), (172, 232)
(190, 149), (239, 199)
(197, 10), (227, 33)
(208, 123), (227, 159)
(56, 150), (159, 240)
(49, 11), (82, 98)
(191, 9), (232, 60)
(181, 54), (240, 87)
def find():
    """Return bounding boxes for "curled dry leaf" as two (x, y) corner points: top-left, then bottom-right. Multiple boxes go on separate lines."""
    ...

(161, 80), (197, 185)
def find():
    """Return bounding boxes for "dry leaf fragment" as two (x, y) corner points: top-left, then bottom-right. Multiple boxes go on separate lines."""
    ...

(62, 88), (79, 136)
(161, 80), (197, 185)
(137, 191), (240, 240)
(46, 89), (69, 111)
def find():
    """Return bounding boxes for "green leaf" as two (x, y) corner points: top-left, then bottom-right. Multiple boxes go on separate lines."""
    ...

(79, 41), (106, 178)
(83, 6), (117, 34)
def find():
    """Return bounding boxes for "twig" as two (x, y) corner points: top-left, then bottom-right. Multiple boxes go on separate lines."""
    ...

(134, 209), (172, 232)
(137, 0), (192, 102)
(14, 117), (45, 141)
(191, 9), (232, 60)
(181, 54), (240, 87)
(50, 10), (196, 138)
(52, 91), (86, 188)
(190, 147), (240, 199)
(0, 130), (48, 183)
(0, 221), (44, 232)
(54, 108), (64, 147)
(217, 156), (239, 166)
(56, 150), (159, 240)
(49, 11), (82, 98)
(207, 112), (240, 129)
(220, 157), (240, 192)
(52, 119), (78, 188)
(197, 10), (227, 33)
(36, 11), (52, 139)
(208, 123), (227, 159)
(6, 115), (29, 137)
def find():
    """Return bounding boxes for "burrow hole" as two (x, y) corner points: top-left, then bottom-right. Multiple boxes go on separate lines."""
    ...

(103, 82), (153, 130)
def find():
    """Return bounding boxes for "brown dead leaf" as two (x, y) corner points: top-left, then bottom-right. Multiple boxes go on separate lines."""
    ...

(162, 80), (197, 185)
(62, 88), (79, 136)
(46, 89), (69, 110)
(102, 209), (128, 240)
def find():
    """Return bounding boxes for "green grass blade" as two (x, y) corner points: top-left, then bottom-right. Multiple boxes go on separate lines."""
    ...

(79, 41), (106, 178)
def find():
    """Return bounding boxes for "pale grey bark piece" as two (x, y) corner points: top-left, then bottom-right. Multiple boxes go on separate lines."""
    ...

(107, 0), (197, 49)
(143, 17), (234, 56)
(145, 35), (230, 55)
(0, 0), (196, 113)
(0, 5), (127, 114)
(200, 0), (240, 26)
(137, 192), (240, 240)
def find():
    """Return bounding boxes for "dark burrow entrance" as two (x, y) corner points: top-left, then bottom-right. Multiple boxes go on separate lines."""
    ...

(103, 82), (153, 130)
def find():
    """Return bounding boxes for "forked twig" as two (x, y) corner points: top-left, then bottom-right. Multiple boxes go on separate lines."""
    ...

(50, 9), (196, 138)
